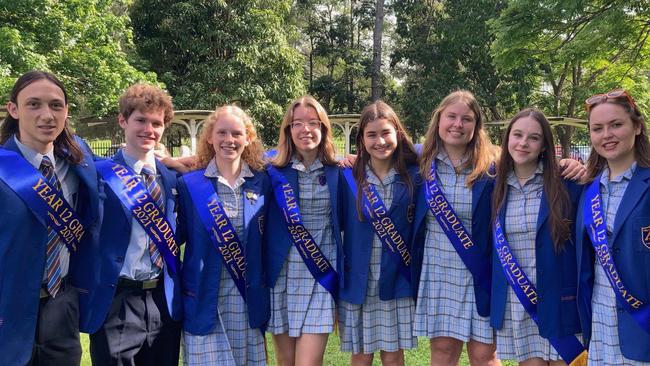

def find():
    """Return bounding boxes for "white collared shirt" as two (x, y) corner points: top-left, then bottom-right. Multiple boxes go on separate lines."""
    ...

(118, 150), (163, 280)
(15, 135), (79, 280)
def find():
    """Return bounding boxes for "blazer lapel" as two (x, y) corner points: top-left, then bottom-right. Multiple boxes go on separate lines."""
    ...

(611, 167), (650, 244)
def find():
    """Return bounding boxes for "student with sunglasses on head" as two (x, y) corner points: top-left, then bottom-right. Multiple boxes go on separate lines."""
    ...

(577, 89), (650, 365)
(0, 70), (100, 366)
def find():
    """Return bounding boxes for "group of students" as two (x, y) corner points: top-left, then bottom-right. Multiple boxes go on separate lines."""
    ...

(0, 69), (648, 366)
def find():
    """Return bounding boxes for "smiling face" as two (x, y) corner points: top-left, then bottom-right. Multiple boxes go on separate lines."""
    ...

(7, 79), (68, 154)
(507, 116), (545, 171)
(207, 113), (249, 164)
(589, 102), (640, 170)
(362, 118), (397, 164)
(119, 108), (166, 159)
(290, 104), (322, 157)
(438, 101), (476, 154)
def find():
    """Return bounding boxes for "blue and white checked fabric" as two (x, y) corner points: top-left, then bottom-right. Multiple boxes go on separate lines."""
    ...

(142, 164), (164, 270)
(269, 157), (337, 336)
(183, 160), (266, 366)
(414, 151), (493, 343)
(495, 166), (565, 362)
(41, 156), (63, 297)
(338, 167), (416, 354)
(589, 163), (649, 365)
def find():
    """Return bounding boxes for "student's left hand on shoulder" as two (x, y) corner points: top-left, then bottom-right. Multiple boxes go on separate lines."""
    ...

(338, 154), (357, 168)
(559, 158), (586, 181)
(158, 154), (197, 174)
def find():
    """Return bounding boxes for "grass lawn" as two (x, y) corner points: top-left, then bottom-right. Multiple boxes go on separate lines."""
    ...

(80, 333), (517, 365)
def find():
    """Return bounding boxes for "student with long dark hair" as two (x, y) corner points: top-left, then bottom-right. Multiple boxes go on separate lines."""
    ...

(0, 70), (100, 366)
(338, 101), (419, 366)
(491, 108), (584, 366)
(577, 89), (650, 365)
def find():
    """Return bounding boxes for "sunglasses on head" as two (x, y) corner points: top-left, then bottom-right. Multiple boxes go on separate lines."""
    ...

(585, 89), (636, 112)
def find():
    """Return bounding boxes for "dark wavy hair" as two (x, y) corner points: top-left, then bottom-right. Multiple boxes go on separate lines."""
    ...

(1, 70), (83, 164)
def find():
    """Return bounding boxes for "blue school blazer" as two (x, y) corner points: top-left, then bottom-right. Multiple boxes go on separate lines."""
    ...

(70, 149), (182, 334)
(0, 135), (100, 366)
(491, 181), (582, 339)
(339, 165), (421, 304)
(576, 166), (650, 361)
(264, 164), (344, 289)
(411, 171), (495, 317)
(177, 169), (270, 334)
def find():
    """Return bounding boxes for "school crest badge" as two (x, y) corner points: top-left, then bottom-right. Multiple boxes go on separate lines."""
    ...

(407, 203), (415, 224)
(245, 190), (258, 205)
(642, 225), (650, 249)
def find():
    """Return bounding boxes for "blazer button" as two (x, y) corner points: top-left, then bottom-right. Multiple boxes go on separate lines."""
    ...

(116, 256), (124, 263)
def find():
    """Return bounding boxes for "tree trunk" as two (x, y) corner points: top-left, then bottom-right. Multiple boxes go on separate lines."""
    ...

(371, 0), (385, 101)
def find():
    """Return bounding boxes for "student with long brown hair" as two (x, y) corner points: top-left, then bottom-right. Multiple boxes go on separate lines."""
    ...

(412, 90), (501, 366)
(265, 95), (343, 365)
(577, 89), (650, 364)
(490, 108), (584, 366)
(0, 70), (100, 366)
(338, 101), (419, 365)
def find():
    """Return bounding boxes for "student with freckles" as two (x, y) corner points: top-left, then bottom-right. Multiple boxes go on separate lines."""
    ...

(178, 105), (270, 365)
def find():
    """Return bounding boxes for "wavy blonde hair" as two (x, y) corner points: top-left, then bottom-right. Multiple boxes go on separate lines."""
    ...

(272, 95), (338, 167)
(196, 105), (266, 171)
(419, 90), (496, 186)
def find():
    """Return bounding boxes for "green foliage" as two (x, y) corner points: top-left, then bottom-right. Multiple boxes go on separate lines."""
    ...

(392, 0), (536, 138)
(490, 0), (650, 153)
(292, 0), (382, 114)
(0, 0), (158, 124)
(130, 0), (305, 145)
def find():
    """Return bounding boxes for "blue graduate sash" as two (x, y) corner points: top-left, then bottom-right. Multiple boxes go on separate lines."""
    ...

(342, 168), (411, 283)
(424, 160), (491, 296)
(266, 165), (338, 299)
(0, 148), (84, 251)
(96, 160), (180, 275)
(183, 170), (248, 302)
(493, 218), (587, 365)
(584, 176), (650, 334)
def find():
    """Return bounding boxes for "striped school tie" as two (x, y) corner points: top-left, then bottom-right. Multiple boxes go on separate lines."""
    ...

(142, 165), (164, 269)
(40, 156), (63, 297)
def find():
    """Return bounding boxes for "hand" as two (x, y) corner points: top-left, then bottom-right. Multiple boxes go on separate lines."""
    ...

(559, 158), (586, 181)
(338, 154), (357, 168)
(159, 155), (198, 174)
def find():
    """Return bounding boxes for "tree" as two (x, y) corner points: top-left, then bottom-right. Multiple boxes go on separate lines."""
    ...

(490, 0), (650, 155)
(371, 0), (385, 101)
(392, 0), (535, 138)
(0, 0), (158, 125)
(130, 0), (305, 146)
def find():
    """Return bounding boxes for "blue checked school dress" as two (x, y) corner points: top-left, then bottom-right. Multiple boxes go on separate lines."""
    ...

(268, 157), (337, 336)
(414, 151), (494, 343)
(496, 166), (567, 362)
(183, 161), (266, 366)
(338, 167), (417, 354)
(588, 163), (650, 365)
